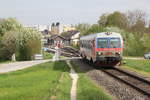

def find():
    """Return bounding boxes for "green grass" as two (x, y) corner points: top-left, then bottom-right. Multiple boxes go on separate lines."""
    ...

(52, 72), (72, 100)
(71, 61), (113, 100)
(0, 61), (71, 100)
(43, 52), (53, 59)
(123, 59), (150, 77)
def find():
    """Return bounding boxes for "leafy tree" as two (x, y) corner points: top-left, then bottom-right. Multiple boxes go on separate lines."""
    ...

(142, 34), (150, 52)
(85, 24), (105, 35)
(98, 11), (128, 29)
(1, 31), (18, 60)
(76, 23), (105, 36)
(0, 18), (42, 61)
(16, 28), (42, 61)
(106, 11), (128, 29)
(75, 23), (91, 36)
(0, 18), (21, 60)
(0, 18), (22, 36)
(98, 13), (108, 27)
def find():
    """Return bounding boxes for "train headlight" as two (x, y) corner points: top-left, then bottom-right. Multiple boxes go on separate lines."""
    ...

(98, 52), (101, 55)
(115, 52), (120, 56)
(97, 52), (102, 56)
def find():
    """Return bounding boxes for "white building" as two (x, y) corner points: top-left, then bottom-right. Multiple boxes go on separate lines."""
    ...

(24, 25), (51, 32)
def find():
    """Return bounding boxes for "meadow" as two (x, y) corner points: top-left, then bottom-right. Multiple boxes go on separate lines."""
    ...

(0, 61), (71, 100)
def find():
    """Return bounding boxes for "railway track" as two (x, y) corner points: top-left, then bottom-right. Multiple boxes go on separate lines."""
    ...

(47, 46), (80, 57)
(61, 47), (80, 57)
(80, 59), (150, 97)
(48, 46), (150, 97)
(47, 46), (150, 97)
(101, 67), (150, 97)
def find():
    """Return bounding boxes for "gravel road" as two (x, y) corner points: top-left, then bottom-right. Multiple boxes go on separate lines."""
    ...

(0, 60), (51, 73)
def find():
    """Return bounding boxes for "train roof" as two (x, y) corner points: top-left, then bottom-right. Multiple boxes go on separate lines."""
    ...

(80, 32), (122, 40)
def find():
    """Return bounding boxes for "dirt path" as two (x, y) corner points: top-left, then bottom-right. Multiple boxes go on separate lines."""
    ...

(66, 60), (78, 100)
(0, 60), (51, 73)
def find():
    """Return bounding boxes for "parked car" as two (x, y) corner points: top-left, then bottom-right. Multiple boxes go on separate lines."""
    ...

(144, 52), (150, 59)
(34, 54), (43, 60)
(43, 47), (49, 51)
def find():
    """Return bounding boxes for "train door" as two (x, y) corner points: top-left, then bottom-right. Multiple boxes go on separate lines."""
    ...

(91, 39), (96, 61)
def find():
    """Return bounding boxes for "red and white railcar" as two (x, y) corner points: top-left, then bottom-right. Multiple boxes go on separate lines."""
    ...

(80, 32), (123, 66)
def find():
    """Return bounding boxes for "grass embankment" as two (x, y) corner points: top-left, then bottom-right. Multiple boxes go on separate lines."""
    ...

(123, 59), (150, 77)
(71, 61), (113, 100)
(0, 61), (71, 100)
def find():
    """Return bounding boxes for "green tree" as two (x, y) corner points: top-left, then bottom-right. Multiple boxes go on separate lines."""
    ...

(98, 13), (108, 27)
(0, 18), (42, 61)
(77, 24), (105, 36)
(0, 18), (22, 36)
(98, 11), (128, 29)
(0, 18), (21, 60)
(16, 28), (42, 61)
(124, 33), (145, 56)
(85, 24), (105, 35)
(0, 31), (18, 60)
(106, 11), (128, 29)
(75, 23), (91, 36)
(142, 34), (150, 52)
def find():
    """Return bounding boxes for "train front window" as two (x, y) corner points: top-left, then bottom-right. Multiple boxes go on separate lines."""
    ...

(97, 38), (108, 48)
(110, 38), (120, 48)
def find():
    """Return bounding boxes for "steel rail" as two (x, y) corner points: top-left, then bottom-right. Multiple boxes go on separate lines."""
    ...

(102, 68), (150, 97)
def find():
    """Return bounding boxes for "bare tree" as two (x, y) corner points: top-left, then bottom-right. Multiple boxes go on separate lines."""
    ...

(125, 10), (148, 35)
(126, 10), (146, 27)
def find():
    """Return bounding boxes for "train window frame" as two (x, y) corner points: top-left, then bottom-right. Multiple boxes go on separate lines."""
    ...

(109, 38), (121, 48)
(96, 38), (109, 48)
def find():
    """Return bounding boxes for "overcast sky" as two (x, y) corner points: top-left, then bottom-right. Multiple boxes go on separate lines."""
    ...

(0, 0), (149, 25)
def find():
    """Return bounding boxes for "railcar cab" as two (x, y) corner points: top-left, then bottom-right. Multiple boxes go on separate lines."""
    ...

(80, 32), (123, 66)
(95, 32), (123, 62)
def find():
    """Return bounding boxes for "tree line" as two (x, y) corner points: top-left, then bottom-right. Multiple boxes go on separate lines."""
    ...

(76, 10), (150, 56)
(0, 18), (42, 61)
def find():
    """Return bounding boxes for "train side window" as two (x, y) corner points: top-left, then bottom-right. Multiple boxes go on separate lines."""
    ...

(80, 41), (83, 47)
(85, 41), (87, 48)
(87, 41), (89, 49)
(86, 41), (88, 48)
(90, 40), (92, 48)
(88, 40), (91, 49)
(85, 40), (89, 49)
(82, 40), (84, 47)
(83, 40), (85, 48)
(89, 40), (91, 49)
